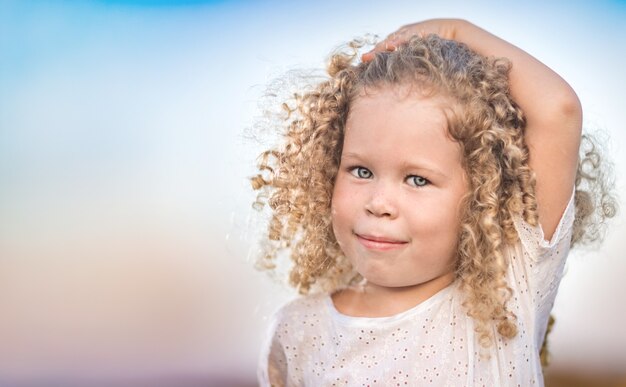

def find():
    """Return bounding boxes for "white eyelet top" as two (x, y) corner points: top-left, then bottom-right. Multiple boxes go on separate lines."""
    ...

(258, 189), (576, 387)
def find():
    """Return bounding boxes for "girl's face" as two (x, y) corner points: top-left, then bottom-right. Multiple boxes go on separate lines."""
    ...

(331, 86), (468, 291)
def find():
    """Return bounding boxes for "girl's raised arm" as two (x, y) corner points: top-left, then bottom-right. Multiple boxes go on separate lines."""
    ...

(364, 19), (582, 241)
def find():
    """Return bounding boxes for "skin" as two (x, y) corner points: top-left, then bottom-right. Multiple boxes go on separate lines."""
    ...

(330, 86), (468, 317)
(363, 19), (582, 242)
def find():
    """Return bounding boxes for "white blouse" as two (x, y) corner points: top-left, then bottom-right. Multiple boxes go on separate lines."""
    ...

(258, 189), (575, 387)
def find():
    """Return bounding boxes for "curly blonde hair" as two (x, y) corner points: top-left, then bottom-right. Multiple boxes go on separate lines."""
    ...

(251, 35), (617, 348)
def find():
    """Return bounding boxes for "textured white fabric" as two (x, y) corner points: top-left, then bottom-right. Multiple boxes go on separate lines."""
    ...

(258, 189), (576, 387)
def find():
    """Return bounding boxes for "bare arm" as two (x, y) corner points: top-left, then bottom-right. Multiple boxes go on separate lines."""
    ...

(364, 19), (582, 240)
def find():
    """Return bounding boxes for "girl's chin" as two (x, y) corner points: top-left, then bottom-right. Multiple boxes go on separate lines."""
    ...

(357, 268), (452, 290)
(356, 271), (405, 288)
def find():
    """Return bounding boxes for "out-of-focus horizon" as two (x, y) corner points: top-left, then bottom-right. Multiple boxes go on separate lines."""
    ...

(1, 0), (625, 385)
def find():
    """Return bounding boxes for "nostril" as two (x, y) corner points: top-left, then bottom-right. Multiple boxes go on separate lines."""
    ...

(364, 193), (397, 218)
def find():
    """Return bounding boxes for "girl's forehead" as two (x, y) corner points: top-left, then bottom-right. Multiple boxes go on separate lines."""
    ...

(352, 83), (450, 106)
(347, 88), (454, 136)
(349, 86), (456, 126)
(342, 88), (465, 174)
(348, 84), (462, 141)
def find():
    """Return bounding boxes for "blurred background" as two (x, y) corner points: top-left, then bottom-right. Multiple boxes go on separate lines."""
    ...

(1, 0), (625, 386)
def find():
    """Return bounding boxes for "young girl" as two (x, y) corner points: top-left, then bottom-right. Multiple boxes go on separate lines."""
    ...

(252, 19), (616, 386)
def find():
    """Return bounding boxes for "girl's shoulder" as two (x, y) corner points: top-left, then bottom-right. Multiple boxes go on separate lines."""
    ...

(512, 187), (576, 260)
(271, 292), (329, 325)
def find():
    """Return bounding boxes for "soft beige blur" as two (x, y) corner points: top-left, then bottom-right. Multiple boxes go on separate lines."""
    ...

(0, 212), (271, 384)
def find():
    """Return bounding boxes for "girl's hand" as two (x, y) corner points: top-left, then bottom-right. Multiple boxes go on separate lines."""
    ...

(362, 19), (462, 62)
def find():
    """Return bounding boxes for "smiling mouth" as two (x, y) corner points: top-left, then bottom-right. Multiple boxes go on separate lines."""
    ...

(355, 233), (408, 251)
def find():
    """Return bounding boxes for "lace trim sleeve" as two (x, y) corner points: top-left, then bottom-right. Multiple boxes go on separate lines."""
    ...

(513, 188), (576, 262)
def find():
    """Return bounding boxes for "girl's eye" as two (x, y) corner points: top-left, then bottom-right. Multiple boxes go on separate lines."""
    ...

(407, 175), (429, 187)
(350, 167), (373, 179)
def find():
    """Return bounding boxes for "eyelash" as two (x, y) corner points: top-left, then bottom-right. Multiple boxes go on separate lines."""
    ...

(347, 166), (430, 187)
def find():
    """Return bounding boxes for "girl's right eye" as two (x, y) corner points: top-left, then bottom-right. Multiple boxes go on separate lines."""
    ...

(349, 166), (373, 179)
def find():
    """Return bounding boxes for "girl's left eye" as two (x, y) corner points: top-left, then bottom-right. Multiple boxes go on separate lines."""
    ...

(406, 175), (429, 187)
(349, 166), (373, 179)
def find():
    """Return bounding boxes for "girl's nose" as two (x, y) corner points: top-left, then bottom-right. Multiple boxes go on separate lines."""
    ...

(364, 190), (398, 218)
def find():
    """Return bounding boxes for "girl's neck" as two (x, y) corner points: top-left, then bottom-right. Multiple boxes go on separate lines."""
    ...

(332, 271), (456, 318)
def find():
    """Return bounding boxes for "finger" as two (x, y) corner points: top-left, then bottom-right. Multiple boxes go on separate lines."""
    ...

(362, 43), (387, 60)
(378, 40), (398, 51)
(384, 41), (393, 51)
(361, 41), (398, 62)
(361, 52), (374, 62)
(372, 41), (386, 52)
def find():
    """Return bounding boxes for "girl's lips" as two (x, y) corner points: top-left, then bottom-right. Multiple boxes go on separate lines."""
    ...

(356, 233), (408, 251)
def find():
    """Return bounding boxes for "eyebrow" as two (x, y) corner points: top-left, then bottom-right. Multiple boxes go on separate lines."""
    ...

(341, 152), (448, 179)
